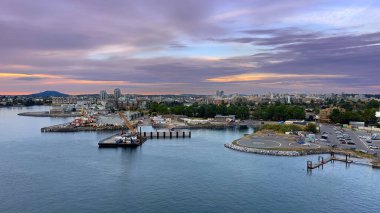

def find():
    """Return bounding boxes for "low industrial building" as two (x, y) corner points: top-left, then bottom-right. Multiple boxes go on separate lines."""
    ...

(349, 121), (365, 129)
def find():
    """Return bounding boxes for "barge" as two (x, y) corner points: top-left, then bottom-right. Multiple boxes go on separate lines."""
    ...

(98, 133), (147, 148)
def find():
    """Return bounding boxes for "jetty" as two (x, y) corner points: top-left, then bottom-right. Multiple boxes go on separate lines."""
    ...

(141, 131), (191, 139)
(307, 152), (353, 170)
(41, 124), (124, 132)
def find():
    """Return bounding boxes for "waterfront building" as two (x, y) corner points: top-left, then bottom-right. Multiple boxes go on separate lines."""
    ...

(214, 115), (236, 122)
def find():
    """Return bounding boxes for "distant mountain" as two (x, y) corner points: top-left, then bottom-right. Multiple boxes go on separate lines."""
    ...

(29, 91), (69, 97)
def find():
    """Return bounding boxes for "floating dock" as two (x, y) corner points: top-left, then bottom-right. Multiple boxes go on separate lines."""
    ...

(307, 152), (353, 170)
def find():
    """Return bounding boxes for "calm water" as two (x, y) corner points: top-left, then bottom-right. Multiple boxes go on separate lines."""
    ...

(0, 106), (379, 213)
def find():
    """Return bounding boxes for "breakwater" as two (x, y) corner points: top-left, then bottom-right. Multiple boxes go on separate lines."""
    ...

(41, 125), (124, 132)
(224, 143), (374, 165)
(18, 111), (80, 117)
(224, 143), (301, 156)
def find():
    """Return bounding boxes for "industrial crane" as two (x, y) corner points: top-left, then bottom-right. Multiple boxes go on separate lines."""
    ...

(118, 111), (137, 134)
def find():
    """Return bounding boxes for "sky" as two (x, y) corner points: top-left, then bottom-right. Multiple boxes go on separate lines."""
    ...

(0, 0), (380, 95)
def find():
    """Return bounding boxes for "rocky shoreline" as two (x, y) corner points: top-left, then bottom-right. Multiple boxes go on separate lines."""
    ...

(224, 143), (302, 156)
(224, 143), (376, 166)
(225, 143), (350, 157)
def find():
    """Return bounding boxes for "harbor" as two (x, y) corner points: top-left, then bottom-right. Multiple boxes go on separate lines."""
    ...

(2, 106), (380, 213)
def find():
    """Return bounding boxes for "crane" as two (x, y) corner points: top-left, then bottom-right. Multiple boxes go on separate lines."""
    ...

(118, 111), (137, 134)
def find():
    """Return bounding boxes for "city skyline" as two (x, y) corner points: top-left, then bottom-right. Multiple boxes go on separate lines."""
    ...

(1, 0), (380, 95)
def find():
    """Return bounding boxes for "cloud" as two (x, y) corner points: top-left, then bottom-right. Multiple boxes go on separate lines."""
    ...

(0, 0), (380, 94)
(207, 73), (348, 83)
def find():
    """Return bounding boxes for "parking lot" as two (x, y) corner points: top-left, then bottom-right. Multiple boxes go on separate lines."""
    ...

(319, 124), (380, 156)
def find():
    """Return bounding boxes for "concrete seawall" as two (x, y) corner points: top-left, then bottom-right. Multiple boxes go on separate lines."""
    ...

(18, 111), (80, 117)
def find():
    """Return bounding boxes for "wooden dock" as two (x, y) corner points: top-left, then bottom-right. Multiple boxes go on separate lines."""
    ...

(140, 131), (191, 139)
(307, 152), (353, 170)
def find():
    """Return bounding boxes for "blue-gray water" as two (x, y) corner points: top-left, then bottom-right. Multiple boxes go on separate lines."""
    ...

(0, 106), (379, 213)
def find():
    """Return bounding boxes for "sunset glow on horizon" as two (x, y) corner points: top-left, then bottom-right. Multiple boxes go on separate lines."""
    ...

(1, 0), (380, 95)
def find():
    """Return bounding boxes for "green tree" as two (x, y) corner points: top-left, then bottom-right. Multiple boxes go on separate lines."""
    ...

(305, 123), (318, 133)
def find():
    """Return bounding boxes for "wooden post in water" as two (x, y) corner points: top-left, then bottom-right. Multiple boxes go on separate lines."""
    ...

(176, 131), (179, 138)
(157, 132), (159, 139)
(170, 131), (172, 139)
(150, 132), (153, 139)
(183, 131), (185, 138)
(163, 132), (166, 138)
(189, 131), (191, 138)
(307, 161), (312, 169)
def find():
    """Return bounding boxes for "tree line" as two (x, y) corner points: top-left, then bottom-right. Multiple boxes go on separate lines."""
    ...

(148, 102), (250, 119)
(252, 104), (306, 121)
(148, 102), (307, 121)
(329, 99), (379, 125)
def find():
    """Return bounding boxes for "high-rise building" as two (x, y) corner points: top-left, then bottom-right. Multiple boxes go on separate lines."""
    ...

(114, 88), (121, 100)
(216, 90), (224, 97)
(100, 90), (108, 101)
(286, 96), (291, 104)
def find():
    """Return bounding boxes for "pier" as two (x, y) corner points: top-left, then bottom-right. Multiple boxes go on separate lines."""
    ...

(307, 152), (353, 170)
(140, 131), (191, 139)
(98, 131), (191, 148)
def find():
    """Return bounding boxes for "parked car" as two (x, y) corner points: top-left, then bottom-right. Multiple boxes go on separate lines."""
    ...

(369, 145), (379, 149)
(366, 140), (372, 143)
(347, 141), (356, 145)
(341, 141), (347, 144)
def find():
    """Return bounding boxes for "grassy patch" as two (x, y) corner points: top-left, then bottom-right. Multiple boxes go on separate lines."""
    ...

(257, 123), (317, 134)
